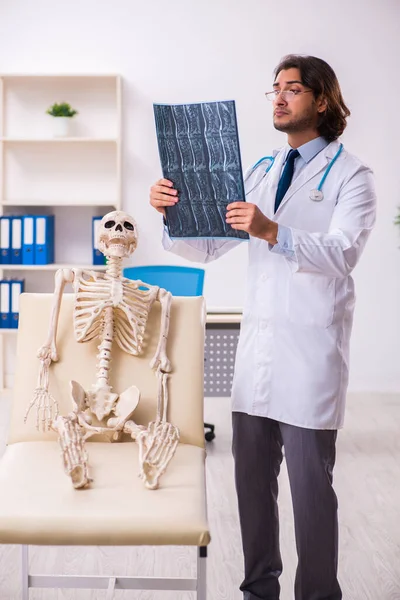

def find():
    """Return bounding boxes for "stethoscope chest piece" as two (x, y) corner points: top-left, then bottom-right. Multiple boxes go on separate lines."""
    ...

(309, 189), (324, 202)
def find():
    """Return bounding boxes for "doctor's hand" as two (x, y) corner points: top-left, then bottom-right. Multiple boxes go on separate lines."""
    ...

(149, 178), (179, 217)
(226, 202), (278, 244)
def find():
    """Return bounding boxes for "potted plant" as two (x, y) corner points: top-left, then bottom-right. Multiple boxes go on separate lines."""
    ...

(46, 102), (78, 137)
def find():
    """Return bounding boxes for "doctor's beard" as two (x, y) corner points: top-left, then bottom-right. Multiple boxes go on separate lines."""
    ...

(273, 107), (316, 133)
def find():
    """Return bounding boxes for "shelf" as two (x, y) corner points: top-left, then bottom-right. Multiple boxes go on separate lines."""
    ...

(0, 74), (121, 148)
(0, 74), (120, 79)
(0, 73), (122, 388)
(0, 264), (107, 271)
(1, 200), (118, 207)
(0, 138), (118, 143)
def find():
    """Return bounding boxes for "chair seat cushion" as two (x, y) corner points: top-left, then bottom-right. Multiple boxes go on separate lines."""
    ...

(0, 441), (211, 547)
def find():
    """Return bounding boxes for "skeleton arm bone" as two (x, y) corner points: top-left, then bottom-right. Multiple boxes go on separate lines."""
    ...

(41, 268), (75, 357)
(25, 269), (75, 431)
(149, 288), (172, 373)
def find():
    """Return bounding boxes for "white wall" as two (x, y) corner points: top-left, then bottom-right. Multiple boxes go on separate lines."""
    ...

(0, 0), (399, 392)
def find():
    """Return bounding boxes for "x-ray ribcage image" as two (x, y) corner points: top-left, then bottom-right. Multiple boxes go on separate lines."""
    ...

(154, 100), (249, 239)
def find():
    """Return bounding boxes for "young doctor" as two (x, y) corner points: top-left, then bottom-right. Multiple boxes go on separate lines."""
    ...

(149, 55), (376, 600)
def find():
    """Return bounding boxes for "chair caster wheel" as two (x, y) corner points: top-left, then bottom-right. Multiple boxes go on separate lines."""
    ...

(204, 422), (215, 442)
(204, 429), (215, 442)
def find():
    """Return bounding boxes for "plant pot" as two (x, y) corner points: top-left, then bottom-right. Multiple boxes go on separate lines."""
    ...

(51, 116), (71, 138)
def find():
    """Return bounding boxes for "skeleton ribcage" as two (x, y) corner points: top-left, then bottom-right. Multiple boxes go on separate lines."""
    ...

(72, 273), (159, 355)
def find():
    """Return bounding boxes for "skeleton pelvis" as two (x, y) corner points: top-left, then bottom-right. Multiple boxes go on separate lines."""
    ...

(70, 380), (141, 437)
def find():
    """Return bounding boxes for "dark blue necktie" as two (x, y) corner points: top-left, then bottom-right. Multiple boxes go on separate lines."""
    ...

(274, 148), (299, 212)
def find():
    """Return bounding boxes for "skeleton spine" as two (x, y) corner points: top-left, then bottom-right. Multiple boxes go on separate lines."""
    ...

(95, 256), (123, 388)
(106, 255), (123, 280)
(95, 307), (114, 388)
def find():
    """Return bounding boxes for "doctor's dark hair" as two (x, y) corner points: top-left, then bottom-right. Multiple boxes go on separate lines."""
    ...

(274, 55), (350, 142)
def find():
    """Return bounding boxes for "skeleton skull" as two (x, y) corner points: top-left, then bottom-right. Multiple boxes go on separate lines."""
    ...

(98, 211), (138, 259)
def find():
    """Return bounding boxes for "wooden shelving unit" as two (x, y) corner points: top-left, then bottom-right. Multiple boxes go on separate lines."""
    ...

(0, 264), (108, 271)
(0, 73), (122, 389)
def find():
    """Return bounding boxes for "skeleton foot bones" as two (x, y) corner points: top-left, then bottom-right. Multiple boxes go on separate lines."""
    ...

(24, 211), (179, 490)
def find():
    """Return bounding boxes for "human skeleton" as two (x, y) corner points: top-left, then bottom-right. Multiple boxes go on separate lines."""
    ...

(24, 211), (179, 490)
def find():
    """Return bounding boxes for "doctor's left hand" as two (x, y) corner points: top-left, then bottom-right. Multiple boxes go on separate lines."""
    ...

(226, 202), (278, 244)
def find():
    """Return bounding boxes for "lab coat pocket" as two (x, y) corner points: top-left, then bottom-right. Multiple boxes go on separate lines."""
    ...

(287, 273), (335, 328)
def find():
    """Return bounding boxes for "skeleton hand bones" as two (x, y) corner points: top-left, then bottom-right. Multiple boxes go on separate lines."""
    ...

(24, 343), (61, 431)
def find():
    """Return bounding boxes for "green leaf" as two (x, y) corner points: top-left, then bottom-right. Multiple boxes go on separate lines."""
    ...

(46, 102), (78, 117)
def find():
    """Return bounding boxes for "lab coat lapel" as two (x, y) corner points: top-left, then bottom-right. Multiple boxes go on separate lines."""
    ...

(263, 149), (286, 217)
(274, 141), (340, 215)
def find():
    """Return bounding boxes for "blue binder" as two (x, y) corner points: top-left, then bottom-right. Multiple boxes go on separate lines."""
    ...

(0, 281), (11, 329)
(22, 215), (35, 265)
(10, 279), (24, 329)
(92, 216), (105, 265)
(11, 216), (23, 264)
(34, 215), (55, 265)
(0, 217), (12, 264)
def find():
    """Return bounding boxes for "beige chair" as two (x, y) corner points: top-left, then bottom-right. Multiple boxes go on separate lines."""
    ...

(0, 293), (210, 599)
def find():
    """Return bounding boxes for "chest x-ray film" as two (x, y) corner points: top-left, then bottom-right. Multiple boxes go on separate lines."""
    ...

(154, 100), (249, 239)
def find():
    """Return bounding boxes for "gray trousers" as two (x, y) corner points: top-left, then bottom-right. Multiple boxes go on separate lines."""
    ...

(232, 411), (342, 600)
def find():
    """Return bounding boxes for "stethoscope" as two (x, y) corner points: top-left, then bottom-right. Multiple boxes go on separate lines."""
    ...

(245, 143), (344, 202)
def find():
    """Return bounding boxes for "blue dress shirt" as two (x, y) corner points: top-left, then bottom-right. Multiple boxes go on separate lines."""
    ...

(272, 137), (329, 257)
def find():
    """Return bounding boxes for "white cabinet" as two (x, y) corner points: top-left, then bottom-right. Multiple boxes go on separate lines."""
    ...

(0, 74), (122, 388)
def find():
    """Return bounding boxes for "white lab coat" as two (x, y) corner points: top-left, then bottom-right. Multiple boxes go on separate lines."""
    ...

(162, 140), (376, 429)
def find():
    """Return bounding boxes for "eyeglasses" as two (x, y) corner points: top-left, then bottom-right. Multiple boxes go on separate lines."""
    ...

(265, 90), (314, 102)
